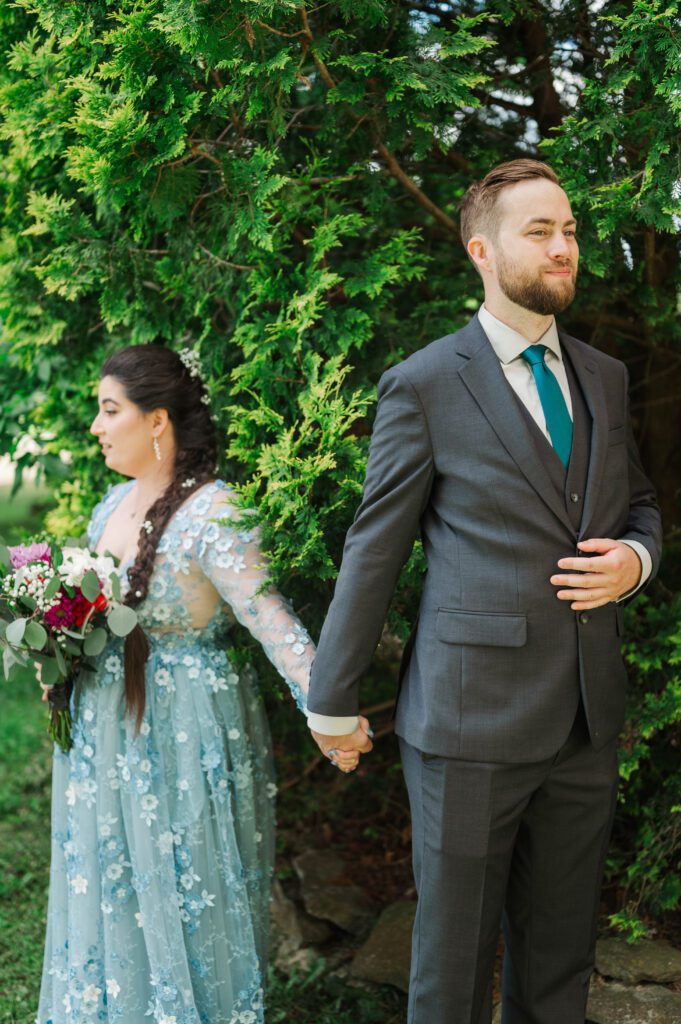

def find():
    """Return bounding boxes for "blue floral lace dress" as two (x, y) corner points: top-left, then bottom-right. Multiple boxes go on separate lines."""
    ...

(37, 480), (313, 1024)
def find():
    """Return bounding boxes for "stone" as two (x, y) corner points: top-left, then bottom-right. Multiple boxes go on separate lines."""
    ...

(596, 936), (681, 984)
(270, 879), (332, 949)
(293, 849), (375, 934)
(270, 879), (333, 975)
(350, 899), (416, 992)
(587, 980), (681, 1024)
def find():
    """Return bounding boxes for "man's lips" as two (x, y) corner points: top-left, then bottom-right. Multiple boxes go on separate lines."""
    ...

(545, 268), (572, 276)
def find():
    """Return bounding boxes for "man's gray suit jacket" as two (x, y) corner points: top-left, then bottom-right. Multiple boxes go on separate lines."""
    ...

(307, 314), (663, 763)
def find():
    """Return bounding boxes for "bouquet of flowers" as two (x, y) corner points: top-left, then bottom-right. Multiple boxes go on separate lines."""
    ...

(0, 539), (138, 753)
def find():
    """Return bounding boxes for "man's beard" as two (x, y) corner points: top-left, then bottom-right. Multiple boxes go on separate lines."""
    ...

(496, 253), (577, 315)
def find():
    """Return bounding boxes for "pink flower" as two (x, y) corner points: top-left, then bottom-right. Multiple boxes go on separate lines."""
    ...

(9, 542), (52, 570)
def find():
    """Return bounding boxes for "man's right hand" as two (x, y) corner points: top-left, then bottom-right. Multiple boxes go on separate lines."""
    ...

(310, 715), (374, 773)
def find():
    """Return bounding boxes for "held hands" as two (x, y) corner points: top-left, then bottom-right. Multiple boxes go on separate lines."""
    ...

(311, 715), (374, 774)
(550, 538), (642, 610)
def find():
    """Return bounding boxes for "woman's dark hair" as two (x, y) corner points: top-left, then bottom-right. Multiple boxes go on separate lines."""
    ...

(100, 344), (218, 729)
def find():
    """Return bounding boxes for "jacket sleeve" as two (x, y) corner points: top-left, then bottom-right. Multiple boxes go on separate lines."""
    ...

(617, 365), (663, 600)
(307, 366), (435, 717)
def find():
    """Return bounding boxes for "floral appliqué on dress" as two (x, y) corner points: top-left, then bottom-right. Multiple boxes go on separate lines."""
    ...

(37, 481), (313, 1024)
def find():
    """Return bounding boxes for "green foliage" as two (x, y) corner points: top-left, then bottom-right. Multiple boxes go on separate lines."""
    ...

(606, 587), (681, 934)
(0, 0), (678, 939)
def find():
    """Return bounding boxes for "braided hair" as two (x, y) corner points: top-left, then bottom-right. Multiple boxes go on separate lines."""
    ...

(100, 344), (219, 728)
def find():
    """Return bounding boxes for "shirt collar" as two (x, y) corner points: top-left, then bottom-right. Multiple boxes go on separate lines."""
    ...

(478, 304), (562, 365)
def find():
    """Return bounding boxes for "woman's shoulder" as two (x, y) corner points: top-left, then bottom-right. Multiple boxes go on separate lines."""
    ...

(180, 478), (241, 520)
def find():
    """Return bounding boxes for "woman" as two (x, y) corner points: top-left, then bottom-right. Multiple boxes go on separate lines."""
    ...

(37, 345), (361, 1024)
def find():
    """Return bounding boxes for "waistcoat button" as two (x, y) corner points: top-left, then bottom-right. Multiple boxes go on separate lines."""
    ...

(570, 492), (580, 503)
(579, 612), (590, 624)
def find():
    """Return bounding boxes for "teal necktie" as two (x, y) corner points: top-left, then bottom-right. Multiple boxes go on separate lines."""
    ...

(520, 345), (573, 467)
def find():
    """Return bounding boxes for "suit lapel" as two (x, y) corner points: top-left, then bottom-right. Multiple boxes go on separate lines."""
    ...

(454, 318), (575, 534)
(558, 331), (609, 540)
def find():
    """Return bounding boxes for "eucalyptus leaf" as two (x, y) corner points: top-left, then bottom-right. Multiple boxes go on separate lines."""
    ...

(0, 543), (10, 568)
(19, 595), (37, 611)
(106, 604), (137, 637)
(54, 641), (67, 674)
(37, 656), (60, 686)
(81, 569), (101, 603)
(83, 628), (108, 656)
(3, 645), (18, 680)
(24, 620), (48, 651)
(64, 640), (82, 657)
(110, 571), (122, 602)
(5, 617), (27, 645)
(44, 575), (62, 601)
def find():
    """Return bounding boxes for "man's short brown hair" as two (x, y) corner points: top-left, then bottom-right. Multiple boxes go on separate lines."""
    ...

(459, 159), (561, 254)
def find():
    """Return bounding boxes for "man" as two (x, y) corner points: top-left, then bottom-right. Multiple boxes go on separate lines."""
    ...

(305, 159), (662, 1024)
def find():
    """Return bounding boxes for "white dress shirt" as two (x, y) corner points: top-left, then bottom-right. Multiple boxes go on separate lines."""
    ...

(307, 305), (651, 736)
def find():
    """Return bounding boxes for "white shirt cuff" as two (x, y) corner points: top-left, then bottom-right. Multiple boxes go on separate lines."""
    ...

(616, 540), (652, 602)
(306, 712), (360, 736)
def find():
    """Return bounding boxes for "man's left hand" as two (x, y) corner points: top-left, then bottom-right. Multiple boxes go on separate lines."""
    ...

(551, 538), (642, 610)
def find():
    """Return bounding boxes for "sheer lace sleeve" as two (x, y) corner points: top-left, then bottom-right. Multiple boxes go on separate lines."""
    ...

(195, 485), (314, 714)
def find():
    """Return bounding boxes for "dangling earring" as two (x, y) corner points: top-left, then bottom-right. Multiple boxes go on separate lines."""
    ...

(153, 437), (161, 462)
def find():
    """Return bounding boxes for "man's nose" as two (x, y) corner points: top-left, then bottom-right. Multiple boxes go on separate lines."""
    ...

(548, 232), (572, 260)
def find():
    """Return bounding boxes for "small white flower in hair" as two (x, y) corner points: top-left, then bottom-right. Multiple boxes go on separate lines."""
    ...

(181, 478), (196, 489)
(179, 347), (203, 380)
(200, 394), (211, 406)
(142, 520), (154, 534)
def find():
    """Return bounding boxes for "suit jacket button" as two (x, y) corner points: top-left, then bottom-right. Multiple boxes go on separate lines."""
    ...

(579, 612), (590, 624)
(570, 492), (580, 503)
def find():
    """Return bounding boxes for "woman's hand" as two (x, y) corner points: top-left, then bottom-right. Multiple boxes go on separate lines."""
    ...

(312, 715), (373, 774)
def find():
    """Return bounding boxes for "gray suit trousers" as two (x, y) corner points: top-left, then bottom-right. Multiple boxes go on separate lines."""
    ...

(399, 706), (619, 1024)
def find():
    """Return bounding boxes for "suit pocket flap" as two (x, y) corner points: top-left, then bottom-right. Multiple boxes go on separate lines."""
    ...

(608, 424), (626, 446)
(436, 608), (527, 647)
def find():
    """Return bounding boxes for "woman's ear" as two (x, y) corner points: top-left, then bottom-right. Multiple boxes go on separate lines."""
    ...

(150, 408), (170, 437)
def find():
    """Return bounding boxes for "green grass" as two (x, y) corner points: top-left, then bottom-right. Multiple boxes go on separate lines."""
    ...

(0, 676), (53, 1023)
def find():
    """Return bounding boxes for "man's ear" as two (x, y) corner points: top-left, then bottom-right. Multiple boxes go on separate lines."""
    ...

(467, 234), (493, 276)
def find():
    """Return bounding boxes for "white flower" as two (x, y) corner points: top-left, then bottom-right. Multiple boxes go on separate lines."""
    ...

(159, 1016), (177, 1024)
(180, 870), (200, 890)
(254, 831), (262, 844)
(100, 900), (113, 915)
(139, 759), (151, 773)
(106, 863), (123, 880)
(177, 778), (189, 794)
(227, 728), (240, 740)
(239, 1012), (257, 1024)
(182, 655), (194, 667)
(82, 744), (94, 758)
(82, 983), (101, 1006)
(158, 831), (174, 855)
(176, 731), (188, 743)
(71, 874), (88, 894)
(106, 978), (120, 998)
(201, 889), (216, 907)
(181, 477), (196, 489)
(154, 668), (172, 688)
(142, 519), (154, 535)
(83, 708), (94, 722)
(63, 992), (72, 1012)
(187, 666), (200, 679)
(140, 794), (158, 811)
(267, 782), (277, 799)
(65, 783), (76, 806)
(135, 911), (144, 928)
(140, 721), (151, 736)
(105, 655), (122, 674)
